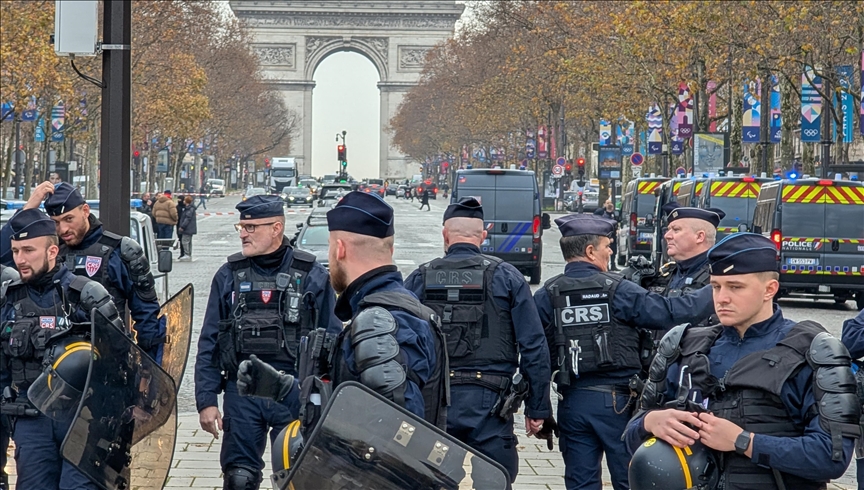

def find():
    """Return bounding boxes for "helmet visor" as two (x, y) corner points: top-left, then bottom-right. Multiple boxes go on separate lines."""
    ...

(27, 367), (84, 422)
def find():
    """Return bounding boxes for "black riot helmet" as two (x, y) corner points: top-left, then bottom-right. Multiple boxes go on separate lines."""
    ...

(629, 437), (719, 490)
(28, 335), (97, 421)
(271, 419), (305, 486)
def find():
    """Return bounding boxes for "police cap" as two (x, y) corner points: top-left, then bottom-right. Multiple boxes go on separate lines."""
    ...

(8, 208), (57, 241)
(327, 191), (394, 238)
(236, 195), (285, 220)
(708, 232), (777, 276)
(443, 197), (483, 224)
(555, 214), (616, 238)
(44, 182), (86, 216)
(662, 202), (726, 228)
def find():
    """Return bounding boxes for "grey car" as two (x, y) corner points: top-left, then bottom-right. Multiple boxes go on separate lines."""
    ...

(294, 220), (330, 269)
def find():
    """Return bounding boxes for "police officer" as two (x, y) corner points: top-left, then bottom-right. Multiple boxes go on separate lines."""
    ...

(533, 214), (715, 490)
(659, 203), (724, 301)
(403, 197), (551, 483)
(626, 233), (860, 489)
(0, 209), (121, 489)
(194, 195), (340, 490)
(840, 308), (864, 490)
(0, 181), (165, 361)
(0, 264), (18, 490)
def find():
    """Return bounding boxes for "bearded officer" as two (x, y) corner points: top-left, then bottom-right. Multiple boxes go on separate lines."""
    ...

(840, 307), (864, 490)
(0, 209), (121, 489)
(533, 214), (715, 490)
(0, 182), (165, 361)
(403, 197), (551, 483)
(625, 233), (859, 489)
(194, 195), (340, 490)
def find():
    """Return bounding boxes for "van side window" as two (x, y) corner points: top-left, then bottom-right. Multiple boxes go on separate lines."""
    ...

(752, 184), (779, 233)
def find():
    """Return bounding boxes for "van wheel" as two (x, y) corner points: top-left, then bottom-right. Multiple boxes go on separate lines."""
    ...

(857, 292), (864, 311)
(529, 267), (541, 285)
(833, 296), (847, 305)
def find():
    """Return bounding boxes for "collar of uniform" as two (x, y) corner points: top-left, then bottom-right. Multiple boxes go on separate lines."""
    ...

(723, 303), (784, 340)
(249, 236), (290, 271)
(675, 250), (709, 275)
(335, 264), (400, 321)
(564, 261), (603, 277)
(26, 263), (63, 293)
(73, 214), (103, 249)
(445, 242), (480, 256)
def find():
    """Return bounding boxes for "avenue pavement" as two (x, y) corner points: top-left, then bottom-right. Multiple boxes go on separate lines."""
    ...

(5, 194), (860, 489)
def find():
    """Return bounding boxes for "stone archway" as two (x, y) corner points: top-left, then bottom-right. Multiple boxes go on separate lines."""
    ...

(229, 1), (464, 179)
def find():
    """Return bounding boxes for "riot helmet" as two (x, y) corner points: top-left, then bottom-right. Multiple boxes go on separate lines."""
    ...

(629, 437), (719, 490)
(28, 335), (98, 421)
(271, 419), (305, 488)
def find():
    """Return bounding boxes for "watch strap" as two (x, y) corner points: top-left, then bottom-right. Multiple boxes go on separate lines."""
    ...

(734, 430), (751, 455)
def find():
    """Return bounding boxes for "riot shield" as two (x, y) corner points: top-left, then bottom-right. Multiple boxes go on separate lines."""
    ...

(61, 309), (177, 490)
(158, 283), (194, 389)
(274, 382), (511, 490)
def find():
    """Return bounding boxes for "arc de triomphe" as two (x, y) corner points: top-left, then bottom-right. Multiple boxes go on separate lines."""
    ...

(229, 1), (464, 179)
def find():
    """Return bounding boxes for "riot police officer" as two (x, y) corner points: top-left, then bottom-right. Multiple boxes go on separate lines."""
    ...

(840, 307), (864, 490)
(532, 214), (715, 490)
(0, 209), (121, 489)
(0, 182), (165, 361)
(193, 195), (340, 490)
(0, 264), (19, 490)
(626, 233), (860, 489)
(659, 203), (724, 301)
(403, 197), (551, 482)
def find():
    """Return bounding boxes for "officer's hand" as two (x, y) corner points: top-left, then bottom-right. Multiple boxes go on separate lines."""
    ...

(24, 181), (55, 210)
(525, 417), (544, 437)
(697, 412), (746, 453)
(237, 354), (295, 402)
(643, 409), (701, 448)
(532, 417), (560, 451)
(199, 406), (222, 439)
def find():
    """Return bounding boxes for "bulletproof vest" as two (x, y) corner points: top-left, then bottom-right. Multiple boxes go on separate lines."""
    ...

(662, 263), (710, 298)
(676, 322), (826, 490)
(420, 254), (516, 368)
(544, 272), (641, 378)
(225, 250), (316, 373)
(61, 231), (125, 319)
(0, 278), (86, 388)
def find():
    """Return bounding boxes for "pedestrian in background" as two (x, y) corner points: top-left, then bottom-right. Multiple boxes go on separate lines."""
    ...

(419, 187), (431, 211)
(178, 195), (197, 261)
(176, 194), (187, 255)
(152, 190), (178, 239)
(199, 184), (208, 210)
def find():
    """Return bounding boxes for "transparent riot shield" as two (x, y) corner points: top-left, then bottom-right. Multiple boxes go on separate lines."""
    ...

(274, 382), (511, 490)
(61, 309), (177, 490)
(158, 283), (194, 389)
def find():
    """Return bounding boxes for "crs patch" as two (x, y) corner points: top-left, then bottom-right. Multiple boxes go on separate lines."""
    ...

(40, 316), (56, 329)
(261, 290), (272, 304)
(84, 256), (102, 277)
(559, 303), (610, 326)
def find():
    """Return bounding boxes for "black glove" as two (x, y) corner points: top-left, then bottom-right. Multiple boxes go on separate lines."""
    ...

(534, 416), (560, 451)
(237, 354), (296, 402)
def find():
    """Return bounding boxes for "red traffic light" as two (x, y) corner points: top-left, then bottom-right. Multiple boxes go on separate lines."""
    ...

(576, 157), (585, 167)
(337, 145), (347, 162)
(133, 150), (140, 158)
(565, 163), (572, 172)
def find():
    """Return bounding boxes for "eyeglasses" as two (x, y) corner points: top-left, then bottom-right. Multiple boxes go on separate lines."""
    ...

(234, 222), (278, 233)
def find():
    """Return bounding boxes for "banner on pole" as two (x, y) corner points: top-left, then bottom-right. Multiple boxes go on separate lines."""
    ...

(599, 120), (612, 146)
(742, 79), (761, 143)
(646, 104), (663, 154)
(800, 66), (822, 143)
(51, 102), (65, 142)
(838, 65), (854, 144)
(676, 82), (694, 137)
(770, 75), (781, 143)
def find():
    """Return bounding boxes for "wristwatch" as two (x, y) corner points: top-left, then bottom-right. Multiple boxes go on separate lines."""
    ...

(734, 430), (752, 455)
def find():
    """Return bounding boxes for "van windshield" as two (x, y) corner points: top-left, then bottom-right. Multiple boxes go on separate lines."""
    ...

(710, 197), (756, 227)
(636, 196), (657, 216)
(272, 169), (295, 178)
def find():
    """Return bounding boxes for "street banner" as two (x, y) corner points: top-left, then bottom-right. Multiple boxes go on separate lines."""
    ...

(676, 82), (694, 137)
(861, 52), (864, 135)
(598, 145), (622, 180)
(646, 104), (663, 154)
(800, 66), (822, 143)
(35, 117), (45, 142)
(599, 119), (612, 146)
(770, 75), (781, 143)
(838, 65), (854, 144)
(707, 81), (718, 132)
(742, 79), (761, 143)
(496, 145), (506, 161)
(670, 104), (684, 155)
(694, 133), (729, 173)
(525, 130), (535, 159)
(22, 97), (37, 121)
(51, 102), (65, 142)
(617, 119), (634, 155)
(639, 130), (647, 155)
(461, 144), (469, 164)
(550, 126), (557, 160)
(537, 125), (548, 159)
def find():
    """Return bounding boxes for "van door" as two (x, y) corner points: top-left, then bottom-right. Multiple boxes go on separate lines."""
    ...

(818, 182), (864, 292)
(492, 173), (536, 258)
(777, 184), (829, 289)
(633, 181), (662, 256)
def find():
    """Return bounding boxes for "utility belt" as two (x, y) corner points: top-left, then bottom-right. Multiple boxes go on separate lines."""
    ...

(449, 370), (528, 420)
(575, 382), (638, 416)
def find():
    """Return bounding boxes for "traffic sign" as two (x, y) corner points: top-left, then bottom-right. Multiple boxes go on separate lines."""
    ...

(630, 153), (644, 166)
(556, 157), (566, 167)
(632, 166), (642, 178)
(552, 164), (564, 176)
(676, 166), (686, 176)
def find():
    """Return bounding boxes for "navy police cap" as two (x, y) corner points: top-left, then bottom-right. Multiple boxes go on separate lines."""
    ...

(662, 202), (726, 228)
(443, 197), (483, 224)
(327, 191), (394, 238)
(235, 195), (285, 219)
(44, 182), (86, 216)
(8, 208), (57, 241)
(555, 214), (616, 238)
(708, 233), (778, 276)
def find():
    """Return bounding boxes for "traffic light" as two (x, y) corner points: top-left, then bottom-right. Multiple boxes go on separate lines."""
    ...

(132, 150), (141, 167)
(341, 160), (347, 168)
(337, 145), (347, 162)
(265, 158), (271, 168)
(565, 162), (572, 172)
(576, 157), (586, 177)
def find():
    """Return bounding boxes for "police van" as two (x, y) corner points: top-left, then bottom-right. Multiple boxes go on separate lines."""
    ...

(617, 177), (670, 266)
(752, 178), (864, 309)
(450, 168), (550, 284)
(674, 178), (705, 207)
(697, 175), (771, 241)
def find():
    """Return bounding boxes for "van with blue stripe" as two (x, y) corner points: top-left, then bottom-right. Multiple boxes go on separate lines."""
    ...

(450, 169), (551, 284)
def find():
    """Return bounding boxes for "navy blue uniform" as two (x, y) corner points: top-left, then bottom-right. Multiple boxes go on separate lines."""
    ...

(404, 243), (551, 481)
(664, 251), (709, 292)
(336, 266), (437, 418)
(194, 242), (340, 482)
(533, 261), (714, 490)
(1, 217), (164, 361)
(625, 306), (856, 484)
(0, 266), (97, 490)
(841, 308), (864, 490)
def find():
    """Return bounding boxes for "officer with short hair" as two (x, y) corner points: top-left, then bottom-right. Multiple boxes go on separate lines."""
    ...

(0, 182), (165, 361)
(840, 308), (864, 490)
(1, 209), (122, 489)
(403, 197), (551, 483)
(533, 214), (715, 490)
(626, 233), (860, 489)
(194, 195), (340, 490)
(658, 203), (724, 301)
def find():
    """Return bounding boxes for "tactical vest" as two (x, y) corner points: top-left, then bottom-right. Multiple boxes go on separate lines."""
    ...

(221, 250), (316, 374)
(544, 272), (641, 382)
(673, 322), (832, 490)
(0, 277), (89, 388)
(662, 263), (710, 298)
(419, 255), (516, 369)
(61, 231), (125, 318)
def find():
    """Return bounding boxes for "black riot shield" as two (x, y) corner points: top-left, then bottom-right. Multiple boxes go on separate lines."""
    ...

(61, 309), (177, 490)
(157, 283), (194, 390)
(274, 382), (511, 490)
